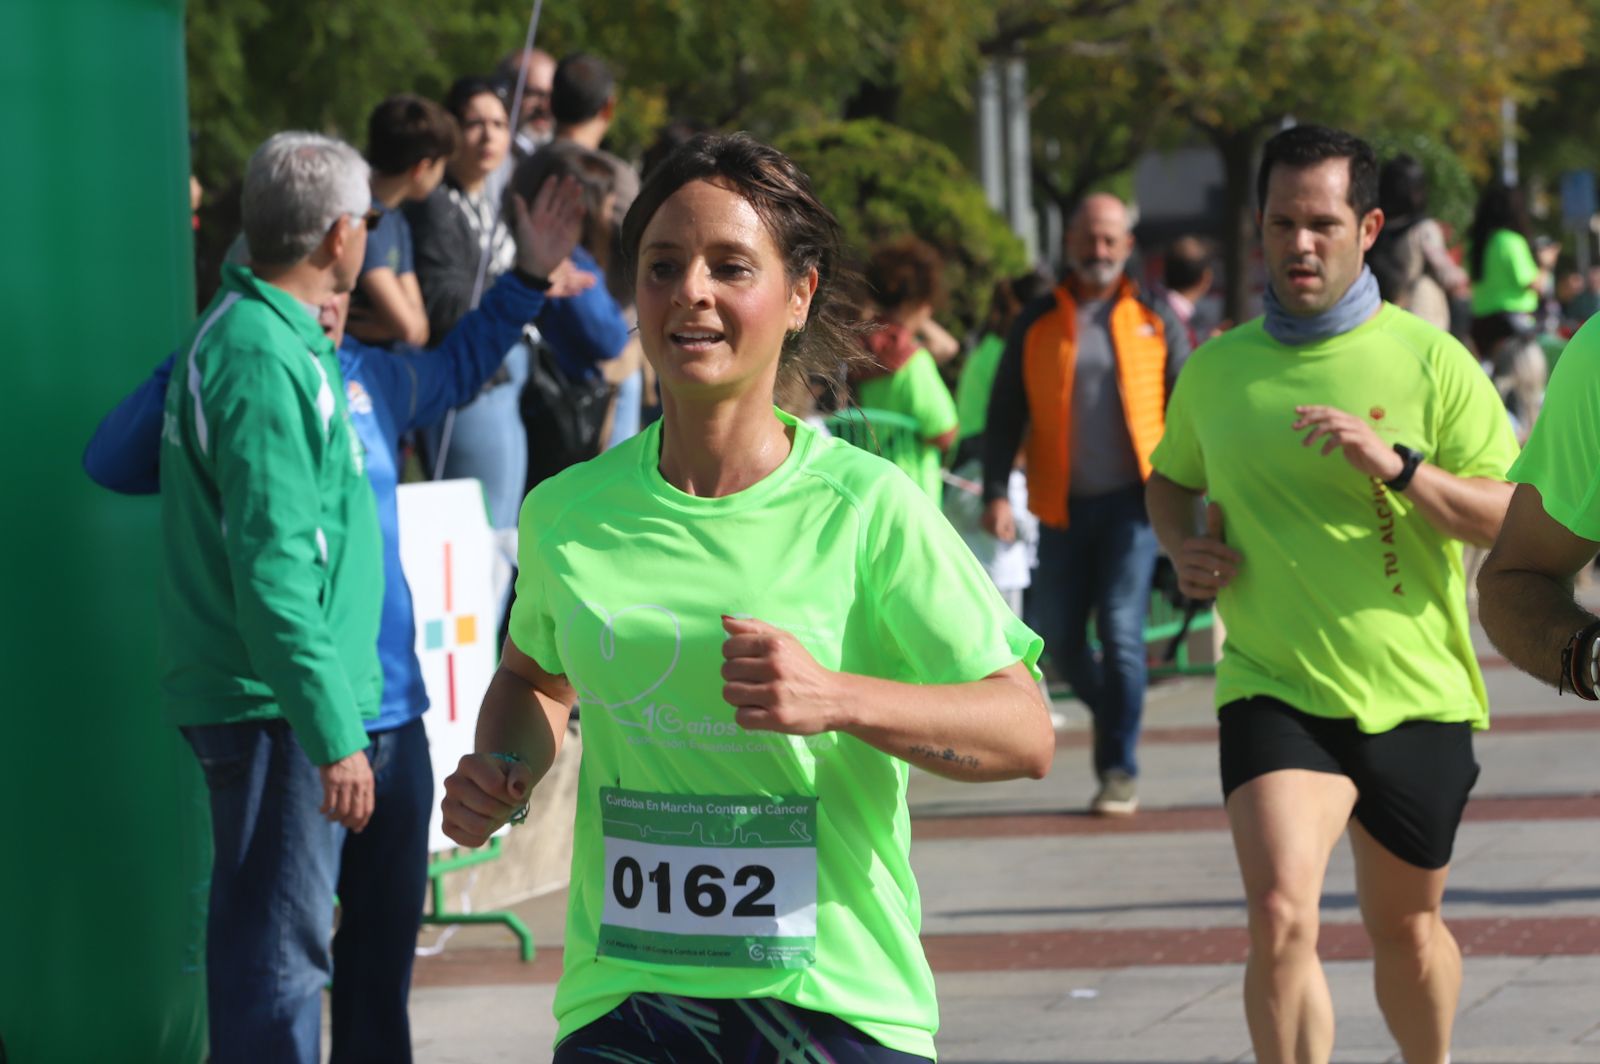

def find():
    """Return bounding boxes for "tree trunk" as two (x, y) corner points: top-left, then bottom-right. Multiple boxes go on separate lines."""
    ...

(1211, 126), (1262, 326)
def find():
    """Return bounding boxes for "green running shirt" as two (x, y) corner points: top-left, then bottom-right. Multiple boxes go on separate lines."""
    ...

(954, 332), (1006, 443)
(856, 349), (959, 502)
(1471, 228), (1540, 316)
(1151, 305), (1518, 733)
(1509, 314), (1600, 538)
(510, 409), (1042, 1058)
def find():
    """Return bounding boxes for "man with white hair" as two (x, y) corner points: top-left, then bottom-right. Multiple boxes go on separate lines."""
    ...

(981, 193), (1190, 816)
(497, 46), (557, 155)
(159, 131), (382, 1064)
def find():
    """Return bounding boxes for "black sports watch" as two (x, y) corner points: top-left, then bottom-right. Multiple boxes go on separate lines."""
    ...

(1385, 444), (1423, 492)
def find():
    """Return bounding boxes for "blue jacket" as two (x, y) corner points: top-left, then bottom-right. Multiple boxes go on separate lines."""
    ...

(549, 245), (630, 379)
(84, 270), (618, 731)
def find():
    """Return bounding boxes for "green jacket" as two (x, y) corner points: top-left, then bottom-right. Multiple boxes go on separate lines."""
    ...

(159, 264), (382, 764)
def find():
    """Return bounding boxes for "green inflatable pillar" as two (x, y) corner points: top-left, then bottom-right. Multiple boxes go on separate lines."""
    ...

(0, 1), (209, 1060)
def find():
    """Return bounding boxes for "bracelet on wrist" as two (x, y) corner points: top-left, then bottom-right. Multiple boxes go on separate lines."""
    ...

(512, 266), (552, 292)
(488, 751), (532, 825)
(1559, 620), (1600, 700)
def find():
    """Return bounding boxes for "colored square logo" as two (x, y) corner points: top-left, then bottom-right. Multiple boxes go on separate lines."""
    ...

(455, 615), (478, 647)
(424, 619), (444, 651)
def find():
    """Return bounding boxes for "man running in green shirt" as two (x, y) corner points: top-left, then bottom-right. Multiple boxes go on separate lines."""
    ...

(1478, 315), (1600, 705)
(1146, 125), (1517, 1064)
(160, 131), (384, 1064)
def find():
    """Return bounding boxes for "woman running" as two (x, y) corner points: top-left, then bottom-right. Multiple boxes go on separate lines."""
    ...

(441, 132), (1054, 1063)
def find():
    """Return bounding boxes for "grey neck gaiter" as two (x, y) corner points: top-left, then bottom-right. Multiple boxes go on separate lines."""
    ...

(1263, 264), (1381, 345)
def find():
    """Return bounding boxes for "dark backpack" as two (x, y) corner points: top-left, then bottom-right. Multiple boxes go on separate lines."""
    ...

(520, 336), (614, 491)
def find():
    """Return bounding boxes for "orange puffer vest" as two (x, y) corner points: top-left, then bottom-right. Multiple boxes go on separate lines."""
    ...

(1021, 278), (1170, 529)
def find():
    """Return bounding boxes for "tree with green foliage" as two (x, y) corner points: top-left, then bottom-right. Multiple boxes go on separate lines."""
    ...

(778, 119), (1029, 333)
(1521, 0), (1600, 181)
(185, 0), (1593, 322)
(1367, 133), (1477, 239)
(1147, 0), (1588, 320)
(893, 0), (1588, 318)
(188, 0), (519, 191)
(185, 0), (1002, 194)
(183, 0), (1009, 290)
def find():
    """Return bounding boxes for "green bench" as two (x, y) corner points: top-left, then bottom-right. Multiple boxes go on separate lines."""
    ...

(420, 838), (536, 962)
(823, 406), (926, 469)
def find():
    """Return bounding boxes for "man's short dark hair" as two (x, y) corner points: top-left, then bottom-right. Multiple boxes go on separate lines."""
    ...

(551, 53), (615, 126)
(366, 94), (458, 176)
(1256, 125), (1379, 218)
(1164, 235), (1211, 292)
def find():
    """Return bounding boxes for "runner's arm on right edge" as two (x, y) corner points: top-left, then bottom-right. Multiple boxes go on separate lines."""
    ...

(1477, 483), (1600, 690)
(1146, 472), (1241, 601)
(441, 638), (576, 847)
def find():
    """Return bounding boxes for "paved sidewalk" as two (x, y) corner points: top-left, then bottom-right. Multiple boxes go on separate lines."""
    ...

(403, 619), (1600, 1063)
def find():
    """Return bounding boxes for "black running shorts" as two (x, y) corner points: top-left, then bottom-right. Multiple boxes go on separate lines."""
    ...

(1218, 695), (1480, 870)
(553, 994), (932, 1062)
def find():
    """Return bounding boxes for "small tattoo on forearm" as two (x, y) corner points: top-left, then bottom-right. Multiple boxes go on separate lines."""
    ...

(908, 744), (980, 769)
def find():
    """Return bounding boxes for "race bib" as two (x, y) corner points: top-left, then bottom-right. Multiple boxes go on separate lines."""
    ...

(596, 787), (818, 969)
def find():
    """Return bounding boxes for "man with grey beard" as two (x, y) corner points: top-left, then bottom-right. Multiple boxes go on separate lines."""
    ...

(981, 193), (1190, 816)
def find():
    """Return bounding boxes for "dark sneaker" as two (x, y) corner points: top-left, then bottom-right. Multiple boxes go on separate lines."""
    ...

(1090, 771), (1139, 817)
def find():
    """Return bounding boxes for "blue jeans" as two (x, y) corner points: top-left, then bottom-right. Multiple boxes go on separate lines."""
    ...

(606, 368), (643, 449)
(183, 719), (345, 1064)
(330, 716), (433, 1064)
(426, 340), (528, 531)
(1030, 485), (1158, 778)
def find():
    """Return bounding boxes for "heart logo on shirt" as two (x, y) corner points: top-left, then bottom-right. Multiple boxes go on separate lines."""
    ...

(558, 602), (682, 710)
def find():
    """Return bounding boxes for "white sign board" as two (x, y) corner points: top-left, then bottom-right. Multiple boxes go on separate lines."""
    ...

(396, 479), (511, 852)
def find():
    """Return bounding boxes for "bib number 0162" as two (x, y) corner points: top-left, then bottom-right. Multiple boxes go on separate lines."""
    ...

(596, 788), (817, 968)
(611, 857), (776, 919)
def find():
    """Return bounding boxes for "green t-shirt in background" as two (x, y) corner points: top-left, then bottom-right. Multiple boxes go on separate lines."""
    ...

(1151, 304), (1519, 733)
(510, 409), (1042, 1059)
(1471, 228), (1540, 316)
(1509, 314), (1600, 538)
(856, 349), (959, 501)
(954, 332), (1006, 442)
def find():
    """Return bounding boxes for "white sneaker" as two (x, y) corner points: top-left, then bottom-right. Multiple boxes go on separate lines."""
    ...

(1090, 771), (1139, 817)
